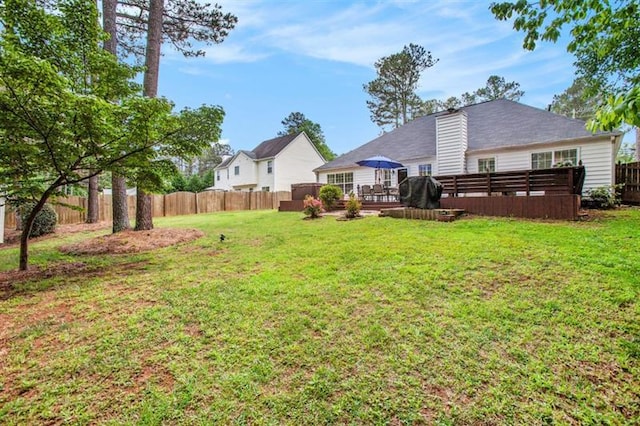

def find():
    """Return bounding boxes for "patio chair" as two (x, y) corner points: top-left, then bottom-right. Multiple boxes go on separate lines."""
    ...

(372, 184), (385, 201)
(361, 185), (373, 201)
(388, 186), (399, 201)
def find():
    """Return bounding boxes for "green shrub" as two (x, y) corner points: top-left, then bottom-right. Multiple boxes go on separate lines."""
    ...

(318, 185), (342, 211)
(583, 184), (622, 209)
(345, 192), (362, 219)
(19, 202), (58, 238)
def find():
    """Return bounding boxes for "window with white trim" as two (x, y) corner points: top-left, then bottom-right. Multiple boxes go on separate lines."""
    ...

(267, 160), (273, 174)
(478, 158), (496, 173)
(234, 165), (240, 175)
(418, 164), (432, 176)
(383, 169), (392, 187)
(532, 152), (552, 169)
(216, 171), (220, 181)
(553, 149), (578, 167)
(327, 172), (353, 194)
(531, 149), (578, 169)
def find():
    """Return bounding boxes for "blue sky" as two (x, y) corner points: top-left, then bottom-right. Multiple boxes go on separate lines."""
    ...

(156, 1), (580, 156)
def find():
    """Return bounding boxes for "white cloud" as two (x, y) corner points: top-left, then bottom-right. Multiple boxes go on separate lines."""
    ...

(201, 43), (269, 64)
(181, 1), (521, 73)
(177, 66), (211, 76)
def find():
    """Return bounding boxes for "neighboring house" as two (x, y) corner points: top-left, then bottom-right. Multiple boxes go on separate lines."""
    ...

(315, 99), (622, 194)
(214, 132), (326, 192)
(102, 188), (137, 196)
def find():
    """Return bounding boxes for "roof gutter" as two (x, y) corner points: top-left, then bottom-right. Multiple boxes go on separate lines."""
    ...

(467, 132), (622, 155)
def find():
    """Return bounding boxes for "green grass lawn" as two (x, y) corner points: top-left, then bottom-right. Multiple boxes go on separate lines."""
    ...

(1, 209), (639, 424)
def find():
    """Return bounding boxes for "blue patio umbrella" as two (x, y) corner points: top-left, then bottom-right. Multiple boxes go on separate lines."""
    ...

(356, 155), (404, 169)
(356, 155), (404, 185)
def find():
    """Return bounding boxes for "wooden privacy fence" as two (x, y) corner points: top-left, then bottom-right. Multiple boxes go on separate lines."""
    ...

(4, 191), (291, 229)
(616, 161), (640, 204)
(435, 166), (585, 197)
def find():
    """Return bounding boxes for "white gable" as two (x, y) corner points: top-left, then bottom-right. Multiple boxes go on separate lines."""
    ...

(270, 133), (325, 191)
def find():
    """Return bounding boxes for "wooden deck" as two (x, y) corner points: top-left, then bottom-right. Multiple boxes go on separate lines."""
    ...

(281, 167), (587, 219)
(434, 166), (585, 197)
(440, 194), (582, 220)
(616, 161), (640, 204)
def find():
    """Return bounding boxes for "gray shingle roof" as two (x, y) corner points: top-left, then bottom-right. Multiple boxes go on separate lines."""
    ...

(315, 99), (619, 172)
(215, 133), (299, 169)
(253, 133), (299, 159)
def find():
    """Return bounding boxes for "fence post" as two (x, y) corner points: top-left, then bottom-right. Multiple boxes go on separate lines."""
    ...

(487, 173), (492, 196)
(525, 171), (530, 196)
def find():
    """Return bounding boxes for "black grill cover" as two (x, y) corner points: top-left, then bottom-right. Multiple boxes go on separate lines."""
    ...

(399, 176), (443, 209)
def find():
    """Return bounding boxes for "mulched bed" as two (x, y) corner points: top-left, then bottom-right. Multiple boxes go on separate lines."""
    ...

(58, 228), (204, 255)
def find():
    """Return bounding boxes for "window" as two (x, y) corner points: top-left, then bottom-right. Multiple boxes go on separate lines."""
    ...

(531, 149), (578, 169)
(262, 186), (270, 192)
(267, 160), (273, 174)
(382, 169), (392, 187)
(532, 152), (552, 169)
(418, 164), (432, 176)
(327, 172), (354, 194)
(478, 158), (496, 173)
(234, 165), (240, 175)
(554, 149), (577, 167)
(216, 171), (220, 181)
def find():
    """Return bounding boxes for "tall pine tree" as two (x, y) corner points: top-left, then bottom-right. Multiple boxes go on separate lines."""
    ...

(364, 44), (438, 130)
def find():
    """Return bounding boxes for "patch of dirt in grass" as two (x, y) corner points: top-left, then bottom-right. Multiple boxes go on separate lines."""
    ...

(0, 258), (157, 301)
(2, 222), (202, 297)
(0, 262), (91, 300)
(59, 228), (204, 255)
(1, 221), (112, 246)
(130, 364), (176, 394)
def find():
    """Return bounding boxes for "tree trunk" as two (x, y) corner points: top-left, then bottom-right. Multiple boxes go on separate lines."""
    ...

(143, 0), (163, 98)
(102, 0), (130, 233)
(134, 0), (163, 231)
(134, 188), (153, 231)
(112, 172), (130, 233)
(102, 0), (117, 54)
(18, 197), (49, 271)
(86, 174), (99, 223)
(19, 218), (31, 271)
(636, 127), (640, 161)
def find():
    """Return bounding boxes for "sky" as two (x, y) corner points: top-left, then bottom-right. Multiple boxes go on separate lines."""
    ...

(155, 0), (581, 157)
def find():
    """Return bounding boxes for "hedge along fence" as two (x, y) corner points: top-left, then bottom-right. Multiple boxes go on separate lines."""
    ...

(3, 191), (292, 229)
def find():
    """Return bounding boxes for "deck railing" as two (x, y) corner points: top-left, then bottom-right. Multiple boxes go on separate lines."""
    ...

(434, 166), (585, 197)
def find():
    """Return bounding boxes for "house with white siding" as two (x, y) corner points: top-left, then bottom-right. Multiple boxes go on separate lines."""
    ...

(214, 132), (326, 192)
(314, 99), (622, 195)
